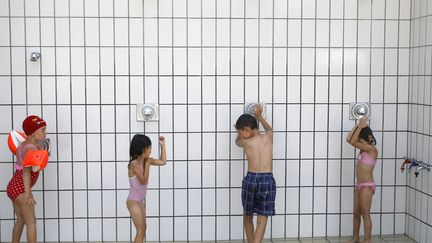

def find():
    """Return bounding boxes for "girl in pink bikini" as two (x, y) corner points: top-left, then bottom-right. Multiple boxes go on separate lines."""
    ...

(126, 134), (166, 243)
(346, 118), (378, 243)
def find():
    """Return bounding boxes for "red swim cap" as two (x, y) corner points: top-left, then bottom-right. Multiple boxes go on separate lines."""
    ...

(22, 115), (46, 136)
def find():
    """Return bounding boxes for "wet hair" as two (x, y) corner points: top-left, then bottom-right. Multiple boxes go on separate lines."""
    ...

(359, 127), (376, 145)
(129, 134), (152, 162)
(235, 114), (258, 130)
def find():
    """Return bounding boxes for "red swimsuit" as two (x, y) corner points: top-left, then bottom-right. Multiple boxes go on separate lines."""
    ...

(6, 143), (40, 200)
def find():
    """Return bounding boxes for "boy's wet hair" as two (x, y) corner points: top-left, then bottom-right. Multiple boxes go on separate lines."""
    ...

(235, 114), (258, 130)
(359, 127), (376, 145)
(129, 134), (152, 161)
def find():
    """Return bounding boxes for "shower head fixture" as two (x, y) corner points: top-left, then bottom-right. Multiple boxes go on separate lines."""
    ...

(136, 104), (159, 122)
(349, 102), (371, 120)
(245, 102), (266, 118)
(30, 52), (41, 61)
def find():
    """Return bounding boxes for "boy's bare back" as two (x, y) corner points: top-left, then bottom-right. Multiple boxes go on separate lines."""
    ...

(235, 105), (273, 173)
(242, 132), (273, 173)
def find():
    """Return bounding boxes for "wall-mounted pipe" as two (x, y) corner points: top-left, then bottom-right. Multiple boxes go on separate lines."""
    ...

(401, 158), (431, 178)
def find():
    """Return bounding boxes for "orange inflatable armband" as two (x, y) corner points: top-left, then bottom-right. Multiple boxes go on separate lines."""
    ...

(7, 130), (27, 154)
(22, 150), (48, 172)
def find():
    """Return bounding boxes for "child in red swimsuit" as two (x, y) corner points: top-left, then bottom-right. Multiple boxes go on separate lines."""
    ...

(6, 115), (47, 243)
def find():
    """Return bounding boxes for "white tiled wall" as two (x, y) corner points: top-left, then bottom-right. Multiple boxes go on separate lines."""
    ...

(406, 0), (432, 242)
(0, 0), (411, 241)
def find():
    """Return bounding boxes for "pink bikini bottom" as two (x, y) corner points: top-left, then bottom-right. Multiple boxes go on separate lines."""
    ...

(356, 181), (376, 193)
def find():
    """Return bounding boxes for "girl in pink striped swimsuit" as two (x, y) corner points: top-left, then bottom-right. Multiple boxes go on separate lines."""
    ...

(346, 118), (378, 243)
(126, 134), (167, 243)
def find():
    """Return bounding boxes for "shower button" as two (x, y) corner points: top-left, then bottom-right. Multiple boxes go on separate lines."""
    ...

(349, 102), (371, 120)
(245, 102), (266, 118)
(136, 104), (159, 122)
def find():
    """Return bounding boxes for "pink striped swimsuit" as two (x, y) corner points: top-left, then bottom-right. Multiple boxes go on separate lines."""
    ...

(127, 176), (147, 204)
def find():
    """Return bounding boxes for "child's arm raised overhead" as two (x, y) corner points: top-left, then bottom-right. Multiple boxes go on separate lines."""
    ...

(348, 118), (375, 152)
(346, 122), (359, 143)
(253, 104), (272, 136)
(150, 136), (167, 166)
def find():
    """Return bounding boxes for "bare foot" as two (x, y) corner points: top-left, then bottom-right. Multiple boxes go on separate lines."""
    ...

(347, 238), (360, 243)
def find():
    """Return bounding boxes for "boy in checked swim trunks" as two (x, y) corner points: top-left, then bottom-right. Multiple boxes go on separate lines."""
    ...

(235, 104), (275, 243)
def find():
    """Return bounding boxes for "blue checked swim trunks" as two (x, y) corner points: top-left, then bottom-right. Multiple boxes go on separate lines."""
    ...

(242, 172), (276, 216)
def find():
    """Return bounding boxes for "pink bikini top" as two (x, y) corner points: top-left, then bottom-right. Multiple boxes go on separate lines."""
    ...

(357, 152), (377, 167)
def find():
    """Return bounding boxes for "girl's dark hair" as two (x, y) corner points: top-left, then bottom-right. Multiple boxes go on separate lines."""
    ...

(359, 127), (376, 145)
(129, 134), (152, 161)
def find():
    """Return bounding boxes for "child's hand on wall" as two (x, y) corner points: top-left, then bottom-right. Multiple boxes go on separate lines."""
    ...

(358, 118), (368, 128)
(159, 136), (165, 146)
(253, 104), (263, 118)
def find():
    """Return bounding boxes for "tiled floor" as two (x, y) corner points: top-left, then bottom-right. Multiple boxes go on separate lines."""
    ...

(302, 235), (416, 243)
(142, 235), (415, 243)
(52, 235), (416, 243)
(269, 235), (415, 243)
